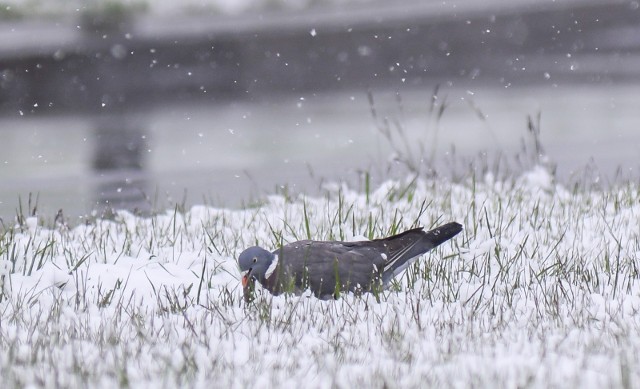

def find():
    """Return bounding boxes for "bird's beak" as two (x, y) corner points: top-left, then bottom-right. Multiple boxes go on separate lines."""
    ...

(241, 268), (252, 288)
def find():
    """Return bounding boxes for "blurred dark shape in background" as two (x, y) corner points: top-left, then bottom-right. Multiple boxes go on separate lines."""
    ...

(92, 115), (150, 214)
(93, 116), (147, 171)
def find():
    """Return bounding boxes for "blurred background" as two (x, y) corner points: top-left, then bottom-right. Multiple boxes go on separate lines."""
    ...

(1, 0), (639, 223)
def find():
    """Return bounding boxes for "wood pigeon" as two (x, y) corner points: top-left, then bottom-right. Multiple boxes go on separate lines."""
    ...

(238, 222), (462, 300)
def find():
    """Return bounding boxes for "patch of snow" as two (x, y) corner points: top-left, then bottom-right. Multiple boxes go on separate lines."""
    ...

(519, 165), (554, 191)
(25, 216), (37, 232)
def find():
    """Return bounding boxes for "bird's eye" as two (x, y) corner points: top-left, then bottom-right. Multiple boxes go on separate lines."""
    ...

(252, 257), (257, 263)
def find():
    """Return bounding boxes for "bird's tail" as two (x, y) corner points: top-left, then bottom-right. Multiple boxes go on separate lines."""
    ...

(423, 222), (463, 247)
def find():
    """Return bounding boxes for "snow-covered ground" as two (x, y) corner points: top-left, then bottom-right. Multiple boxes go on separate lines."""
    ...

(1, 166), (639, 387)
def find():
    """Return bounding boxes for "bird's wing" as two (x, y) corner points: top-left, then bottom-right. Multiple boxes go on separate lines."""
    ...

(274, 241), (385, 298)
(372, 223), (462, 283)
(266, 222), (461, 296)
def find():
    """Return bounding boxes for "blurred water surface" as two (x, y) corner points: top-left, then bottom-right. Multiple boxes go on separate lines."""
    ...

(1, 82), (638, 223)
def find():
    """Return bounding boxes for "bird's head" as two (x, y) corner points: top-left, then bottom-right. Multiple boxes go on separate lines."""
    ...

(238, 246), (275, 287)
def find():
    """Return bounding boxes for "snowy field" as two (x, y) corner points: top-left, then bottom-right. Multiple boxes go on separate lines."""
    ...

(1, 166), (639, 388)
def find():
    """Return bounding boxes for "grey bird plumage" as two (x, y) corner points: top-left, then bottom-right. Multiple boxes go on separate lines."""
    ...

(239, 222), (462, 300)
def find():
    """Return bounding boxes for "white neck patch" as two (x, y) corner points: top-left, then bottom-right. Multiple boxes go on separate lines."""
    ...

(265, 253), (279, 279)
